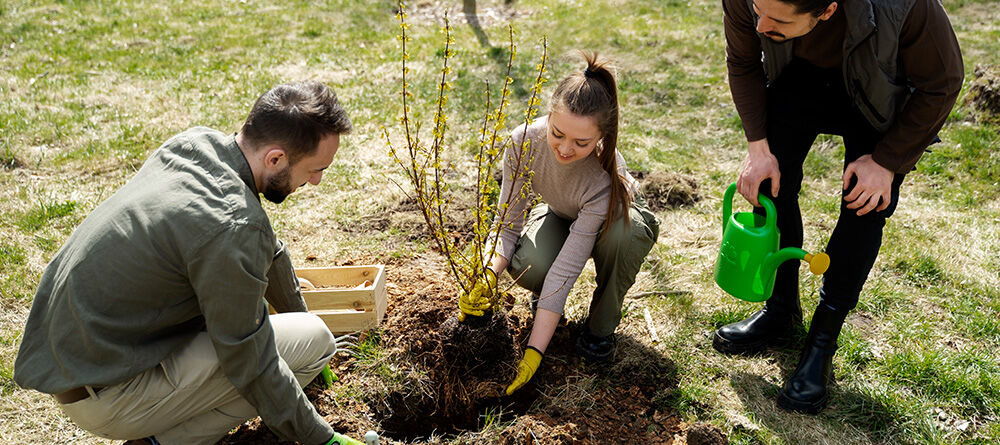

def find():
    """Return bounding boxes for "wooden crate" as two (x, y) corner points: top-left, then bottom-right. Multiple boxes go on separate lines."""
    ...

(295, 265), (387, 334)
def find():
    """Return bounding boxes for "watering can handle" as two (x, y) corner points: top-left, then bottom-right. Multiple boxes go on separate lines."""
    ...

(723, 183), (736, 234)
(723, 183), (778, 232)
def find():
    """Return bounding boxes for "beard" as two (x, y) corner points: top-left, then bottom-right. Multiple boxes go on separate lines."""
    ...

(262, 167), (294, 204)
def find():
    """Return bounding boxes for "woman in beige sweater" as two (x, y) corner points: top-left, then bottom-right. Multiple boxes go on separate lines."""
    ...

(458, 54), (660, 395)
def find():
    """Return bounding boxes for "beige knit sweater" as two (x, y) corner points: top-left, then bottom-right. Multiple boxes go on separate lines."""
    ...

(494, 115), (637, 314)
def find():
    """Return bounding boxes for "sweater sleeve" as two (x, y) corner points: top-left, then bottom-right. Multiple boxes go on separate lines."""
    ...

(871, 0), (964, 173)
(493, 125), (534, 262)
(723, 0), (769, 142)
(186, 224), (334, 445)
(536, 184), (610, 315)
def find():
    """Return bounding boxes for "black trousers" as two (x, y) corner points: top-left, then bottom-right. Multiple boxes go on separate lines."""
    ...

(759, 58), (907, 313)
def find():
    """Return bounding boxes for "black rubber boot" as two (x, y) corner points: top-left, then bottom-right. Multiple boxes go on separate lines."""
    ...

(712, 286), (803, 355)
(575, 329), (616, 362)
(777, 303), (848, 413)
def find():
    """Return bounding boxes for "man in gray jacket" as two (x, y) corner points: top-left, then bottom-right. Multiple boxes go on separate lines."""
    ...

(715, 0), (963, 413)
(15, 81), (359, 444)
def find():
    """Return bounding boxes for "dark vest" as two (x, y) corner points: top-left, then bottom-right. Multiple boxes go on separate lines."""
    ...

(748, 0), (917, 132)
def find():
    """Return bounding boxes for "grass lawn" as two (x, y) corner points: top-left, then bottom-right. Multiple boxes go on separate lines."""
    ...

(2, 0), (999, 443)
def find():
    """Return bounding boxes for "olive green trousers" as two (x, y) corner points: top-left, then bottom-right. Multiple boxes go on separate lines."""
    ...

(508, 195), (660, 337)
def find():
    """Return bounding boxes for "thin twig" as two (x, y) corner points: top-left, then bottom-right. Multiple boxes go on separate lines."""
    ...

(627, 290), (690, 299)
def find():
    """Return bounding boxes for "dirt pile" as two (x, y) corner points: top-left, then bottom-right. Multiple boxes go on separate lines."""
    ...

(373, 303), (519, 438)
(968, 65), (1000, 123)
(686, 422), (729, 445)
(640, 171), (701, 211)
(222, 254), (728, 444)
(357, 254), (522, 440)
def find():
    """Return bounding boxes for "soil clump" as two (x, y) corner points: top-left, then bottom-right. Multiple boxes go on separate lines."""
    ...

(686, 422), (729, 445)
(968, 65), (1000, 122)
(639, 171), (701, 211)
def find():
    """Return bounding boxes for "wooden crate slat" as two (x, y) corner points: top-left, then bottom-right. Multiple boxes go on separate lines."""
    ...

(313, 309), (379, 334)
(373, 268), (387, 325)
(304, 289), (375, 310)
(296, 266), (381, 287)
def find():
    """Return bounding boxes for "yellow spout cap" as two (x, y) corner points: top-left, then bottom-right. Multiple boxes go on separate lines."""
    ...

(804, 252), (830, 275)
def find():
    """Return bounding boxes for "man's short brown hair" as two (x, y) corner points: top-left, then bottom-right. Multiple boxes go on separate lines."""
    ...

(240, 81), (352, 162)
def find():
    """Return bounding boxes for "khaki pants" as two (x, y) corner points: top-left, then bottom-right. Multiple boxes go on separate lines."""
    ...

(508, 195), (660, 337)
(60, 312), (336, 445)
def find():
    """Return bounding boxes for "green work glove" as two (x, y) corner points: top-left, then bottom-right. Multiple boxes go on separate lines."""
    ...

(457, 268), (497, 322)
(505, 346), (542, 395)
(323, 431), (364, 445)
(320, 364), (337, 389)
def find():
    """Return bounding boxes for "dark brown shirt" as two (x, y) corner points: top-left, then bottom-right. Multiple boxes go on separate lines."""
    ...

(724, 0), (964, 172)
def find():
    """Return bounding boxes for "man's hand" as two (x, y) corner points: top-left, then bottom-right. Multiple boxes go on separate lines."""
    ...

(457, 268), (497, 322)
(737, 139), (781, 206)
(843, 154), (894, 216)
(505, 346), (542, 395)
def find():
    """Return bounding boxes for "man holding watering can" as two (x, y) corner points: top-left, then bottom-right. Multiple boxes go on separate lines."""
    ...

(716, 0), (963, 413)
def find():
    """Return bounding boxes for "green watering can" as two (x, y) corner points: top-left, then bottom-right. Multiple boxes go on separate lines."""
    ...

(714, 183), (830, 302)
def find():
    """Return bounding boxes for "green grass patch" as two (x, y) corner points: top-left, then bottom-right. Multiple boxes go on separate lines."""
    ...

(839, 326), (876, 371)
(0, 242), (27, 270)
(882, 347), (1000, 418)
(15, 200), (77, 232)
(918, 123), (1000, 205)
(834, 380), (937, 445)
(891, 254), (948, 288)
(0, 361), (15, 396)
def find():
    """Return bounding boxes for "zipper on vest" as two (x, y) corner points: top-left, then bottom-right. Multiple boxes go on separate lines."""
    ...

(853, 79), (887, 123)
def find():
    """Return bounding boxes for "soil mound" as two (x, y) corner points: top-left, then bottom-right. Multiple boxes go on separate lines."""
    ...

(640, 171), (700, 211)
(687, 422), (729, 445)
(968, 65), (1000, 123)
(221, 254), (726, 444)
(359, 255), (521, 440)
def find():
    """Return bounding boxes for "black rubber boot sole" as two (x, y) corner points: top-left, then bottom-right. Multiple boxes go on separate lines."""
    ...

(712, 330), (787, 356)
(776, 371), (836, 414)
(776, 390), (828, 414)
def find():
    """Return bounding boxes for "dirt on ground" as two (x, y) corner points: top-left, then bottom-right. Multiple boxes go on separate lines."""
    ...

(967, 64), (1000, 122)
(637, 171), (701, 212)
(222, 251), (723, 444)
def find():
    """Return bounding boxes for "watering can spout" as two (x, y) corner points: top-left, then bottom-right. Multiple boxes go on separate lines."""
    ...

(762, 247), (807, 279)
(762, 248), (831, 278)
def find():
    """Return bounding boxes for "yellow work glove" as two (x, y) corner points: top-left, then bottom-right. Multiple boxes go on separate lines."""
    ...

(457, 268), (497, 322)
(505, 346), (542, 395)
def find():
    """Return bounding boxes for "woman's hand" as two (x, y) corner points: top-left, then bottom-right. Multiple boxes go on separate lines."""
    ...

(506, 346), (543, 395)
(506, 308), (560, 394)
(457, 268), (497, 321)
